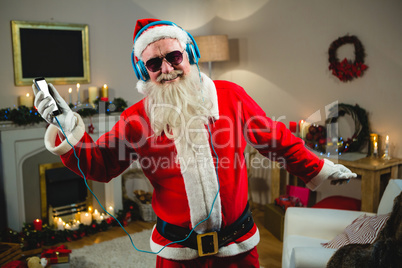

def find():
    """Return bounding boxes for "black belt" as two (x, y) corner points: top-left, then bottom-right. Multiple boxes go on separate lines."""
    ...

(156, 203), (254, 257)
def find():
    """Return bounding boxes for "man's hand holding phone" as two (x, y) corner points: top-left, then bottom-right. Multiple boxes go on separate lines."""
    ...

(32, 78), (77, 135)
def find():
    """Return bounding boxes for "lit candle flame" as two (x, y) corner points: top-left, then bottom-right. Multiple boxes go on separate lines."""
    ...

(69, 88), (72, 93)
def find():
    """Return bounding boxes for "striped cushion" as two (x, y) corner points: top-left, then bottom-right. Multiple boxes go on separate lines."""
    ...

(322, 213), (390, 249)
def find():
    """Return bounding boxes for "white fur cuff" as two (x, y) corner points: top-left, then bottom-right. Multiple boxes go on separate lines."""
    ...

(306, 159), (333, 190)
(44, 113), (85, 155)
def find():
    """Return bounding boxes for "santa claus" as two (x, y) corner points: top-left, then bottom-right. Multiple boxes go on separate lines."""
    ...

(33, 18), (356, 268)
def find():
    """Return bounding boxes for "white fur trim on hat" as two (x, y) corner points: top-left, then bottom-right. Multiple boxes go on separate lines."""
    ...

(134, 25), (190, 60)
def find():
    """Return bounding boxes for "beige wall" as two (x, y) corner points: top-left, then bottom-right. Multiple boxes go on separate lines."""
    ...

(1, 0), (401, 160)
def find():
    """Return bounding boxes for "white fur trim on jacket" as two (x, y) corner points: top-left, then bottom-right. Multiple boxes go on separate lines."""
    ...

(134, 25), (190, 60)
(150, 226), (260, 260)
(44, 113), (85, 155)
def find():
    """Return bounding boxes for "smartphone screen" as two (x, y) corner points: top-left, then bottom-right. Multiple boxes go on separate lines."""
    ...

(33, 77), (60, 116)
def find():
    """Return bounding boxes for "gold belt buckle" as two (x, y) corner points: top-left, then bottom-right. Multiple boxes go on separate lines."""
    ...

(197, 232), (219, 257)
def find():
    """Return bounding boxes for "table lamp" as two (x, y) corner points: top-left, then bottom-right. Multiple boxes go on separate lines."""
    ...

(194, 35), (230, 78)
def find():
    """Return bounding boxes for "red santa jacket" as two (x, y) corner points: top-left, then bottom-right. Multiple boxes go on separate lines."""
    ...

(44, 76), (325, 260)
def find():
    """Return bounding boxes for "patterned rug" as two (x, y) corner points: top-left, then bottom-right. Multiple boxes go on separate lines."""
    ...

(70, 229), (156, 267)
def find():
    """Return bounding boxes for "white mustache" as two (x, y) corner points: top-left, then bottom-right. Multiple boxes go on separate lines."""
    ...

(157, 70), (184, 82)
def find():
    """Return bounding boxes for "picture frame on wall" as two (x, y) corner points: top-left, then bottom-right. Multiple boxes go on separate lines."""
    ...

(11, 20), (90, 86)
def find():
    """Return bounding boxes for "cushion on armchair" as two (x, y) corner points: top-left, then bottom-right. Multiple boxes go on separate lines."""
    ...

(321, 213), (390, 249)
(312, 195), (361, 211)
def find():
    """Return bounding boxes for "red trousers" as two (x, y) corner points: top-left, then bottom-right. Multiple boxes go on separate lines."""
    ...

(156, 247), (259, 268)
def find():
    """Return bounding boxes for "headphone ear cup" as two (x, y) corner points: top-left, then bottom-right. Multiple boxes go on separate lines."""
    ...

(134, 61), (149, 81)
(186, 43), (198, 65)
(138, 61), (150, 81)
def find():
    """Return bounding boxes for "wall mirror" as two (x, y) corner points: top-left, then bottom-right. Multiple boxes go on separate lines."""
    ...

(11, 20), (90, 86)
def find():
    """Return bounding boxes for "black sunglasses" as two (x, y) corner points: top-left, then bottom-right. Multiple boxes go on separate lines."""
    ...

(145, 50), (184, 72)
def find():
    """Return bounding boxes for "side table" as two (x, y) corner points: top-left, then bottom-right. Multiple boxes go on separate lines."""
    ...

(269, 156), (402, 213)
(337, 157), (402, 213)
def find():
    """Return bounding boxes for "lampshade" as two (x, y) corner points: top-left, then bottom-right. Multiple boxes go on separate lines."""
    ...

(194, 35), (230, 63)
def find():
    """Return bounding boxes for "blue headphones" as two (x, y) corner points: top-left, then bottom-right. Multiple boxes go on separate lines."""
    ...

(131, 20), (201, 82)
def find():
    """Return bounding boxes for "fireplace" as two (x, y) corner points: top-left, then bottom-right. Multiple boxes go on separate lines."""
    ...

(1, 114), (123, 231)
(39, 162), (92, 225)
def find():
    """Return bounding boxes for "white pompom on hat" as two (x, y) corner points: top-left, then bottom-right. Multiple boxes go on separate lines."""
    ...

(133, 18), (190, 61)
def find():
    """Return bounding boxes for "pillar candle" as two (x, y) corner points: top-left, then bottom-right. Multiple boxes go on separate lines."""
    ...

(289, 121), (297, 134)
(18, 93), (34, 107)
(101, 84), (109, 101)
(76, 83), (81, 104)
(107, 206), (115, 217)
(68, 88), (72, 104)
(80, 212), (92, 225)
(57, 218), (64, 230)
(93, 209), (101, 222)
(88, 86), (98, 105)
(33, 219), (42, 231)
(299, 120), (305, 138)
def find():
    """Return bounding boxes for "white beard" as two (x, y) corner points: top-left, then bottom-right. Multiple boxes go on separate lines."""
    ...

(142, 66), (222, 232)
(144, 65), (213, 143)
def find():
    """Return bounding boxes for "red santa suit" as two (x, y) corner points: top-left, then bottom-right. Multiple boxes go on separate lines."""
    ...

(44, 74), (329, 262)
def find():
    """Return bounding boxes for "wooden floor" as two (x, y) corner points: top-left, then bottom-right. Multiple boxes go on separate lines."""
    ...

(60, 206), (282, 267)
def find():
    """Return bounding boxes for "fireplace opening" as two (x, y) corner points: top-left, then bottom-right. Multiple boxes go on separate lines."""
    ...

(40, 163), (92, 225)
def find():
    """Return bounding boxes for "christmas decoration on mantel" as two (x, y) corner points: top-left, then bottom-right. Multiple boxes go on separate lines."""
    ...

(0, 98), (128, 126)
(328, 35), (368, 82)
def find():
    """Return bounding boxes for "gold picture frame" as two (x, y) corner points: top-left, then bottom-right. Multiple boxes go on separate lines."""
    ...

(11, 20), (90, 86)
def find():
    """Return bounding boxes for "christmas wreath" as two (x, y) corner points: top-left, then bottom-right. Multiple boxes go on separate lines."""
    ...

(328, 35), (368, 82)
(325, 103), (369, 153)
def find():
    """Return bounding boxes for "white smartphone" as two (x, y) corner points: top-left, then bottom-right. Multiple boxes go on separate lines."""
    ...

(33, 77), (61, 116)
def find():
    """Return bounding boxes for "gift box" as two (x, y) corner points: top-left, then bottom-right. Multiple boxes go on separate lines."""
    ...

(41, 245), (71, 264)
(286, 185), (310, 206)
(264, 203), (285, 241)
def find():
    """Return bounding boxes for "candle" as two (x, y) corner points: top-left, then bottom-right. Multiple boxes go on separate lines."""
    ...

(88, 86), (98, 105)
(93, 209), (101, 222)
(68, 88), (72, 104)
(64, 223), (71, 230)
(385, 135), (389, 146)
(101, 84), (109, 101)
(369, 133), (378, 157)
(57, 218), (64, 230)
(33, 219), (42, 231)
(76, 83), (81, 104)
(107, 206), (115, 217)
(18, 93), (34, 107)
(374, 141), (378, 155)
(289, 121), (297, 134)
(80, 212), (92, 225)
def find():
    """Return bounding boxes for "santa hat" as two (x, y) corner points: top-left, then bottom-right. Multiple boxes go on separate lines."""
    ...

(133, 18), (190, 61)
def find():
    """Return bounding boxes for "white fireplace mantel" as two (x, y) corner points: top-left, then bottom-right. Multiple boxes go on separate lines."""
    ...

(1, 114), (123, 230)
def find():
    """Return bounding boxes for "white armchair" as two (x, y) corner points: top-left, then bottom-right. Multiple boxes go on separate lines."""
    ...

(282, 179), (402, 268)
